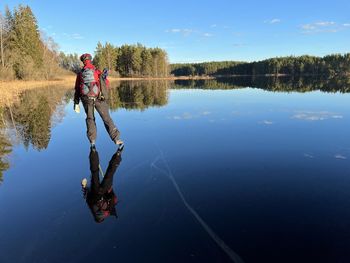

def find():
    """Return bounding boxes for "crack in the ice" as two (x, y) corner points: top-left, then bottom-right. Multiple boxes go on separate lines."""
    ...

(150, 150), (244, 263)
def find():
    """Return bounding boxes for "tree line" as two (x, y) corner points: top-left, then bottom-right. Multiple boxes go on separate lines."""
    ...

(59, 42), (169, 77)
(172, 76), (350, 93)
(0, 4), (169, 80)
(170, 54), (350, 78)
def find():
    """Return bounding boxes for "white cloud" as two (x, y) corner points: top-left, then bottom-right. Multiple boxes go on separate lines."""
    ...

(265, 18), (281, 24)
(302, 24), (316, 30)
(166, 29), (181, 33)
(301, 21), (349, 34)
(314, 21), (335, 26)
(166, 28), (215, 38)
(210, 24), (217, 28)
(71, 33), (84, 40)
(62, 32), (84, 40)
(165, 28), (194, 36)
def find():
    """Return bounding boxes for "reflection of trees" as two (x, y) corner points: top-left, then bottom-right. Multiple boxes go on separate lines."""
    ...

(0, 134), (11, 184)
(173, 76), (350, 93)
(12, 95), (51, 150)
(108, 81), (169, 111)
(0, 85), (70, 184)
(0, 108), (12, 184)
(3, 85), (70, 151)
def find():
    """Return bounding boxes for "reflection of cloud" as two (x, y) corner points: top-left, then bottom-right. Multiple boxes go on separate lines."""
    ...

(304, 153), (314, 158)
(259, 120), (274, 125)
(170, 112), (194, 120)
(301, 21), (348, 34)
(170, 111), (212, 120)
(292, 111), (343, 121)
(335, 154), (347, 160)
(231, 111), (240, 116)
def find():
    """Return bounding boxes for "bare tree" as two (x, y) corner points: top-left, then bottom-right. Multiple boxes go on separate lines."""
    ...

(41, 31), (59, 80)
(0, 12), (6, 67)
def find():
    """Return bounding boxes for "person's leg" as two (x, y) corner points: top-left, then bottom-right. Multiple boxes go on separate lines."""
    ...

(89, 149), (101, 192)
(100, 151), (122, 193)
(94, 99), (121, 142)
(82, 97), (97, 143)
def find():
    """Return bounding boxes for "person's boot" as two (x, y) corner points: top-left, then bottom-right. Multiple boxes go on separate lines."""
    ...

(114, 138), (124, 151)
(90, 140), (96, 151)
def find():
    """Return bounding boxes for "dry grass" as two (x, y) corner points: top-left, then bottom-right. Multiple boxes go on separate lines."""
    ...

(0, 76), (75, 107)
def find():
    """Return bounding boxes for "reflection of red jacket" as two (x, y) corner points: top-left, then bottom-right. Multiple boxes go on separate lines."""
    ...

(74, 61), (101, 104)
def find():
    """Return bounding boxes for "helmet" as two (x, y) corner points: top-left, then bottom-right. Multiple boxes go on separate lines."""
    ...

(80, 53), (92, 62)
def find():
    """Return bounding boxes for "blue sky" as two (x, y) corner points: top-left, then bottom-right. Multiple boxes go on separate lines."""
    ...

(3, 0), (350, 63)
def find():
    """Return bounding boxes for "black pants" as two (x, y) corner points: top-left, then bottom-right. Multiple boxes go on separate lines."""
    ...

(81, 97), (120, 143)
(89, 150), (121, 195)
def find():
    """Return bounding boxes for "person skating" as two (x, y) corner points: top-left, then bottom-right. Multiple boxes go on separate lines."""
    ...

(74, 53), (123, 148)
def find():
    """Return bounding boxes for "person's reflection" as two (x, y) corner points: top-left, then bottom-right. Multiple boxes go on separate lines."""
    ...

(82, 147), (123, 223)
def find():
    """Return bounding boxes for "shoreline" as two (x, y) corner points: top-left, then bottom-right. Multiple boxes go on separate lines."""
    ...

(0, 73), (342, 90)
(0, 75), (215, 88)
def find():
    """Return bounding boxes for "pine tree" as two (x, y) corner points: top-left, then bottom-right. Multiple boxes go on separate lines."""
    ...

(9, 5), (44, 79)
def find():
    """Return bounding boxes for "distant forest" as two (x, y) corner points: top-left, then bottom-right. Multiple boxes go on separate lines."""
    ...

(171, 54), (350, 77)
(172, 76), (350, 93)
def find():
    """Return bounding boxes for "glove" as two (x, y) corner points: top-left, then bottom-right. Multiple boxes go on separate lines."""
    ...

(81, 178), (87, 188)
(74, 104), (80, 113)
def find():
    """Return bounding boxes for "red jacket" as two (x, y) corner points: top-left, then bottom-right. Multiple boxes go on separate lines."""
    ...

(74, 61), (101, 104)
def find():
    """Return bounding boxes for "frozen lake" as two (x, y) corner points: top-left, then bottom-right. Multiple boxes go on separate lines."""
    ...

(0, 78), (350, 263)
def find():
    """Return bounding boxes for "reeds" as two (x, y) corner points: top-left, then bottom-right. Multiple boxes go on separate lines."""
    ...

(0, 76), (75, 107)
